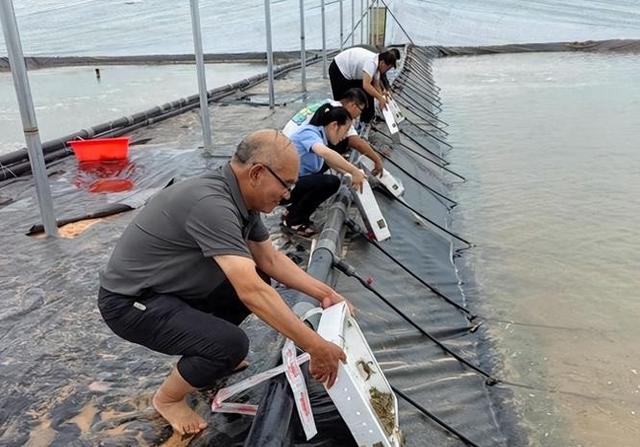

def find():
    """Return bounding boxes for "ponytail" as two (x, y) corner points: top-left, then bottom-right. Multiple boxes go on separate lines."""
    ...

(309, 104), (351, 127)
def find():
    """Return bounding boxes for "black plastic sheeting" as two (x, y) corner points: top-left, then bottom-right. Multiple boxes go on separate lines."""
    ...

(0, 145), (315, 446)
(0, 59), (348, 446)
(437, 38), (640, 57)
(0, 148), (205, 446)
(0, 51), (321, 72)
(0, 146), (192, 233)
(0, 47), (525, 446)
(318, 45), (520, 446)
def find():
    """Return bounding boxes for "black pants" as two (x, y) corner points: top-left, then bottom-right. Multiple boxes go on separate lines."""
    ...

(329, 60), (375, 123)
(284, 173), (340, 226)
(98, 273), (269, 388)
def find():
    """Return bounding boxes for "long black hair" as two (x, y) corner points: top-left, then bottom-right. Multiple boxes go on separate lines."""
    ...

(309, 104), (352, 127)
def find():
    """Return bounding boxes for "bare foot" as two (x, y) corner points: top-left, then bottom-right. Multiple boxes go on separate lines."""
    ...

(152, 392), (208, 435)
(233, 359), (249, 373)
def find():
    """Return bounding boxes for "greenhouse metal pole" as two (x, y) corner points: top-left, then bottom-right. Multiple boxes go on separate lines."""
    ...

(366, 0), (370, 45)
(298, 0), (307, 91)
(189, 0), (213, 150)
(339, 0), (344, 50)
(321, 0), (327, 78)
(360, 0), (364, 43)
(372, 0), (377, 47)
(351, 0), (355, 46)
(264, 0), (275, 108)
(0, 0), (57, 237)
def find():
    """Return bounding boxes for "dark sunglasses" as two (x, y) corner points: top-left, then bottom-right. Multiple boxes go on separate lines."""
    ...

(259, 163), (296, 192)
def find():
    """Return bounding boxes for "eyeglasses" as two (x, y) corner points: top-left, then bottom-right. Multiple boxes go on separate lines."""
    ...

(259, 163), (296, 192)
(346, 103), (365, 120)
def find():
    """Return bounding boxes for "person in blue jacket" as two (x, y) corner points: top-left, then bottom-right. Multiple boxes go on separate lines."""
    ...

(283, 105), (366, 237)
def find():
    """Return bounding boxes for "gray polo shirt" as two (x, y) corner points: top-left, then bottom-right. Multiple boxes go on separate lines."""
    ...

(100, 164), (269, 300)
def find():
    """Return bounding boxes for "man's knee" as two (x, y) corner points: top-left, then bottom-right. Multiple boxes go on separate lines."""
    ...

(177, 325), (249, 388)
(219, 325), (250, 367)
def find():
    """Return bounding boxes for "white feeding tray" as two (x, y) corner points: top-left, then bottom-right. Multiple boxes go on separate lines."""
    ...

(388, 99), (405, 124)
(351, 176), (391, 242)
(317, 302), (402, 447)
(359, 155), (405, 198)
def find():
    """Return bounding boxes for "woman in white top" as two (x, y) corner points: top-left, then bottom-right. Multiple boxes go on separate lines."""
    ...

(329, 47), (399, 123)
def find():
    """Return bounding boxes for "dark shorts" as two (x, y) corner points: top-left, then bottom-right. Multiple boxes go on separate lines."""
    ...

(98, 274), (268, 388)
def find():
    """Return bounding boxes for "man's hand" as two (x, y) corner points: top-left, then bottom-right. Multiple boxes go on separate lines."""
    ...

(319, 289), (355, 315)
(349, 169), (366, 193)
(378, 96), (388, 111)
(372, 156), (384, 177)
(307, 338), (346, 388)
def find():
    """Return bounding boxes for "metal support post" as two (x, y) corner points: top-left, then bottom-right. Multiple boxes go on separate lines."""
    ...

(0, 0), (58, 236)
(321, 0), (327, 79)
(264, 0), (276, 108)
(360, 0), (364, 43)
(351, 0), (355, 46)
(339, 0), (344, 50)
(189, 0), (213, 149)
(299, 0), (307, 91)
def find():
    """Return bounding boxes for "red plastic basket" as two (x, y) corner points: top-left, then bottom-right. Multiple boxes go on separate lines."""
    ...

(67, 137), (129, 162)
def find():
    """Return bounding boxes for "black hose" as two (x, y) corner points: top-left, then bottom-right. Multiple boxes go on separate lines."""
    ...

(395, 71), (441, 100)
(391, 88), (443, 122)
(395, 94), (449, 128)
(392, 386), (482, 447)
(392, 195), (473, 247)
(333, 257), (498, 385)
(401, 64), (437, 90)
(394, 77), (442, 109)
(400, 120), (454, 151)
(374, 128), (449, 165)
(389, 100), (449, 135)
(345, 218), (476, 319)
(388, 96), (447, 130)
(371, 146), (458, 209)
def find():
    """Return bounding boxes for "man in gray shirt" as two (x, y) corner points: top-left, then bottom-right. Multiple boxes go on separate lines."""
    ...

(98, 129), (349, 436)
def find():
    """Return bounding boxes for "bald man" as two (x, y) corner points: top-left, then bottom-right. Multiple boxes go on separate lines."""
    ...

(98, 130), (349, 435)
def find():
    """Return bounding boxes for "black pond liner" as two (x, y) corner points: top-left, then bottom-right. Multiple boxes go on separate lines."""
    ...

(241, 45), (529, 447)
(0, 45), (543, 446)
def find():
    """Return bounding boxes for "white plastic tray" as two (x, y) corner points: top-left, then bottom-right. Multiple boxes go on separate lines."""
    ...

(317, 303), (402, 447)
(359, 156), (405, 198)
(352, 177), (391, 241)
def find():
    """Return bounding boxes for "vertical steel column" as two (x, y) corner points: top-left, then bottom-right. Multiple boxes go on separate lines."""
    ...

(339, 0), (344, 50)
(321, 0), (327, 79)
(264, 0), (275, 108)
(372, 0), (377, 47)
(189, 0), (213, 150)
(0, 0), (57, 236)
(360, 0), (364, 43)
(351, 0), (355, 46)
(366, 0), (370, 45)
(298, 0), (307, 91)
